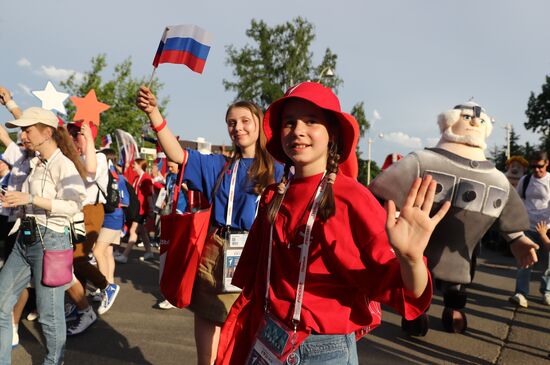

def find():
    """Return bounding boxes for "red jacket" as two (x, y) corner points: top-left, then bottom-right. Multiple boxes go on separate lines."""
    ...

(216, 172), (432, 364)
(133, 172), (153, 215)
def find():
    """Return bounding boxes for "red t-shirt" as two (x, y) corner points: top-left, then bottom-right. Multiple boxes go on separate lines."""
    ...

(133, 172), (153, 215)
(216, 172), (432, 364)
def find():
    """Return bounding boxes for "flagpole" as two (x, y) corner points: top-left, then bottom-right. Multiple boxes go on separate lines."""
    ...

(148, 67), (157, 88)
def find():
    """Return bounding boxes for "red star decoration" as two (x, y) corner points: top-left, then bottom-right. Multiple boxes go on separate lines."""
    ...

(70, 89), (110, 126)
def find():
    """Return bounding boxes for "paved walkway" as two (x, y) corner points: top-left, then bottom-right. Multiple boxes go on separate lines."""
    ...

(11, 246), (550, 364)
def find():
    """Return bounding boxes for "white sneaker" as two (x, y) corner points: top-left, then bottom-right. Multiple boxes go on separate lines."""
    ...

(158, 299), (176, 310)
(509, 293), (528, 308)
(12, 324), (19, 348)
(114, 253), (128, 264)
(67, 308), (97, 336)
(543, 293), (550, 306)
(139, 252), (154, 262)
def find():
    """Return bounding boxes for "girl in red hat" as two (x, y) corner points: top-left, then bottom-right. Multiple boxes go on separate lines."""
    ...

(216, 82), (450, 365)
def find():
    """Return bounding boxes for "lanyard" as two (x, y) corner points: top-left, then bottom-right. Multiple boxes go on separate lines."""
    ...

(225, 160), (240, 227)
(265, 172), (328, 324)
(133, 173), (144, 191)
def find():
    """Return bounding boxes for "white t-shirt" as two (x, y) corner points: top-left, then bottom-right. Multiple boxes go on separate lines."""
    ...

(82, 152), (109, 206)
(517, 173), (550, 230)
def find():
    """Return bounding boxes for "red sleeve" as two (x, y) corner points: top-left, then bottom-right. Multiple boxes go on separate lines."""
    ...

(153, 180), (165, 191)
(338, 179), (432, 319)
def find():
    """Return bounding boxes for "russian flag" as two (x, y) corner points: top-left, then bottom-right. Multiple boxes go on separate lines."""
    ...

(101, 134), (112, 148)
(152, 24), (213, 74)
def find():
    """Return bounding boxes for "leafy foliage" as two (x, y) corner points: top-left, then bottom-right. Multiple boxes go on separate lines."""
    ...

(350, 101), (370, 139)
(357, 157), (380, 187)
(60, 54), (168, 148)
(224, 17), (343, 109)
(488, 126), (534, 171)
(350, 101), (376, 185)
(525, 75), (550, 151)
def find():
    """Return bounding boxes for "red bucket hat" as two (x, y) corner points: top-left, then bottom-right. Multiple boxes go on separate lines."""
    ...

(264, 82), (359, 178)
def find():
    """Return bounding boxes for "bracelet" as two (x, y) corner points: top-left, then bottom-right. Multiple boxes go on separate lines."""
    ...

(151, 119), (167, 133)
(28, 194), (34, 205)
(5, 100), (18, 111)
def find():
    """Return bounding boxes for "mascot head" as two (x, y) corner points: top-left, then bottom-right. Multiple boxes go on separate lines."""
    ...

(437, 101), (493, 150)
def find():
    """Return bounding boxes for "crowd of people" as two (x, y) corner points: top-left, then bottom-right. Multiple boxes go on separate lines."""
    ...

(0, 85), (188, 364)
(0, 80), (547, 365)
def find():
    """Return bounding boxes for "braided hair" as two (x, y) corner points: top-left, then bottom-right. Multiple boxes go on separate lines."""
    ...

(266, 161), (293, 224)
(317, 141), (339, 221)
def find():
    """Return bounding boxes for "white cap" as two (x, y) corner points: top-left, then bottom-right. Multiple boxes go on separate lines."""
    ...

(5, 107), (58, 129)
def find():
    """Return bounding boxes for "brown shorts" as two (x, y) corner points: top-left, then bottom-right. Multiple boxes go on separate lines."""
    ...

(187, 232), (239, 324)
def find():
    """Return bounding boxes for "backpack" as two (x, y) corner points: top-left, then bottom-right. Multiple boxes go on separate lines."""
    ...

(118, 173), (130, 207)
(97, 170), (120, 213)
(124, 179), (140, 222)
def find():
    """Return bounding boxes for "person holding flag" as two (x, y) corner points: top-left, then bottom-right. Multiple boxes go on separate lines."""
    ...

(136, 84), (282, 365)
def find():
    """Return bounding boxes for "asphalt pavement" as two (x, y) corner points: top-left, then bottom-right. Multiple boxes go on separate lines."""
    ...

(11, 245), (550, 364)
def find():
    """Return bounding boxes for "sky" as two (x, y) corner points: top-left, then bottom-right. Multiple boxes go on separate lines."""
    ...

(1, 0), (549, 166)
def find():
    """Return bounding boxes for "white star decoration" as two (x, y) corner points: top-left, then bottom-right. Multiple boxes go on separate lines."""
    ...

(32, 81), (69, 115)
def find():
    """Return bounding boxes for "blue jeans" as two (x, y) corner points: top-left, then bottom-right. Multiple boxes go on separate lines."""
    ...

(515, 230), (550, 295)
(296, 333), (358, 365)
(0, 225), (71, 365)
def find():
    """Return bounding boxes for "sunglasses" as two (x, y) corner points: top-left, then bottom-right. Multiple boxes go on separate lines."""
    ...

(530, 164), (547, 169)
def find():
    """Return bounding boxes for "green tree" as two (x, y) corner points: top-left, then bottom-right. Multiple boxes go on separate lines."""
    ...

(525, 75), (550, 150)
(350, 101), (379, 185)
(489, 126), (526, 171)
(488, 126), (538, 173)
(350, 101), (370, 139)
(60, 54), (168, 147)
(357, 158), (380, 186)
(224, 17), (343, 109)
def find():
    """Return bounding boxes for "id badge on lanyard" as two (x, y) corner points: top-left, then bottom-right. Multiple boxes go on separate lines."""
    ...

(222, 230), (248, 292)
(221, 160), (247, 293)
(246, 173), (328, 365)
(245, 315), (302, 365)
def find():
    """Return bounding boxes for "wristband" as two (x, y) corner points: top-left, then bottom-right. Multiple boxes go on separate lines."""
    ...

(151, 119), (167, 133)
(5, 100), (18, 111)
